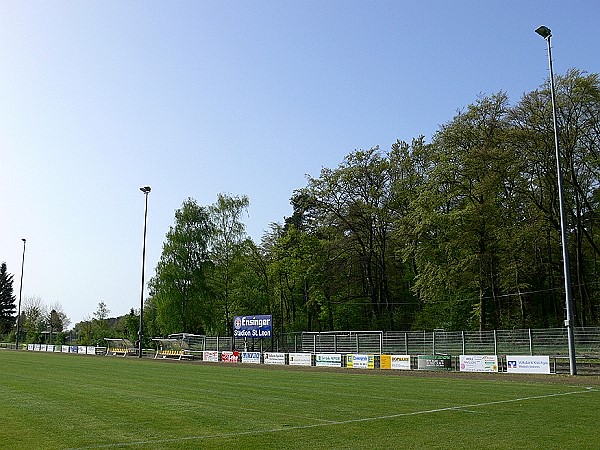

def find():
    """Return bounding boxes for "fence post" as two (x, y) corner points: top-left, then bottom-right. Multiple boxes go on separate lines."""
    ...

(432, 330), (436, 355)
(462, 331), (465, 355)
(313, 334), (316, 354)
(529, 328), (533, 355)
(405, 332), (408, 354)
(494, 330), (498, 356)
(379, 331), (383, 355)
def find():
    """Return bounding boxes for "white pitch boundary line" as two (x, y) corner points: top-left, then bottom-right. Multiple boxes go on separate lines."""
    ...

(64, 387), (597, 450)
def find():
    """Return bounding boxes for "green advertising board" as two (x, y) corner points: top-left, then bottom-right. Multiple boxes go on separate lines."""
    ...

(417, 354), (452, 371)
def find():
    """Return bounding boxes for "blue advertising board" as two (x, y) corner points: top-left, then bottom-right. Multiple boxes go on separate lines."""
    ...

(233, 315), (272, 338)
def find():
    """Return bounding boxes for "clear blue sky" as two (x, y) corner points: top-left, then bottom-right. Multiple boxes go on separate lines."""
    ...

(2, 1), (599, 325)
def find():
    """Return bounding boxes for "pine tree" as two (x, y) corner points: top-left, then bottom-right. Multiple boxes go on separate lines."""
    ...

(0, 262), (17, 334)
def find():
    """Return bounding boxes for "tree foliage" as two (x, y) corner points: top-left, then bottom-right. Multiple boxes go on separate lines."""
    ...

(0, 262), (16, 335)
(207, 193), (251, 334)
(148, 198), (215, 335)
(20, 296), (47, 343)
(140, 69), (600, 336)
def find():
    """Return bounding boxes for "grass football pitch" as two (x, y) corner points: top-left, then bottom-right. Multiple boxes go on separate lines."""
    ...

(0, 351), (599, 449)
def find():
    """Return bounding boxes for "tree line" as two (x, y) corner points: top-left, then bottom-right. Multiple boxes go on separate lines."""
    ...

(2, 69), (600, 345)
(0, 261), (71, 344)
(145, 69), (600, 339)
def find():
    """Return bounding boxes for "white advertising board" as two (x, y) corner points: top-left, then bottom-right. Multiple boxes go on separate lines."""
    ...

(459, 355), (498, 373)
(27, 344), (34, 351)
(242, 352), (261, 364)
(78, 346), (87, 355)
(62, 345), (70, 353)
(315, 353), (342, 367)
(506, 355), (551, 374)
(264, 352), (286, 365)
(87, 346), (96, 355)
(203, 351), (219, 362)
(289, 353), (312, 366)
(391, 355), (411, 370)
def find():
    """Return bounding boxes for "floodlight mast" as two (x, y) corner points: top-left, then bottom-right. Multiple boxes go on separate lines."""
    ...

(535, 26), (577, 375)
(139, 186), (151, 358)
(15, 238), (26, 350)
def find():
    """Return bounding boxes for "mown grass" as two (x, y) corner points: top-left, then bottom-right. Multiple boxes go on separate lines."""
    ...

(0, 350), (598, 449)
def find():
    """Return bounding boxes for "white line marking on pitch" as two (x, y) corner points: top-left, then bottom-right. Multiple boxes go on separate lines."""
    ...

(64, 387), (597, 450)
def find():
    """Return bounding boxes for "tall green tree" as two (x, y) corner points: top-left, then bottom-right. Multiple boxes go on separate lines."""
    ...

(0, 262), (16, 335)
(511, 69), (600, 327)
(207, 193), (250, 334)
(120, 308), (139, 342)
(47, 309), (63, 343)
(298, 146), (414, 330)
(149, 198), (215, 335)
(408, 93), (517, 330)
(268, 223), (327, 332)
(20, 296), (47, 343)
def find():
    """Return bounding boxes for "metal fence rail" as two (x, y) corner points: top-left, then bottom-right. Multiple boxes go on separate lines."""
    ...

(176, 327), (600, 357)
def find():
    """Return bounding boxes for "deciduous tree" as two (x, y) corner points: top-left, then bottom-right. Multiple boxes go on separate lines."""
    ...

(207, 193), (250, 334)
(149, 198), (215, 335)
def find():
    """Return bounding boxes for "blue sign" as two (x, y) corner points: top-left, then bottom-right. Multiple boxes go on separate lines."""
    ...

(233, 315), (272, 338)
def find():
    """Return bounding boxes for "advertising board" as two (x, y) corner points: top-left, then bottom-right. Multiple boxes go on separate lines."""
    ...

(221, 351), (240, 363)
(506, 355), (551, 374)
(315, 353), (342, 367)
(459, 355), (498, 372)
(289, 353), (312, 366)
(347, 354), (374, 369)
(233, 315), (272, 338)
(242, 352), (261, 364)
(391, 355), (411, 370)
(264, 352), (286, 365)
(417, 355), (452, 371)
(203, 351), (219, 362)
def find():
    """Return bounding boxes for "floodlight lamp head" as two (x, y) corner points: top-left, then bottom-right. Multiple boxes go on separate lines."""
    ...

(535, 26), (552, 39)
(140, 186), (151, 194)
(22, 238), (26, 243)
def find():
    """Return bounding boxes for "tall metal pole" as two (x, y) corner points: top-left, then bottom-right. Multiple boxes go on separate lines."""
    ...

(139, 186), (151, 358)
(535, 26), (577, 375)
(15, 238), (26, 350)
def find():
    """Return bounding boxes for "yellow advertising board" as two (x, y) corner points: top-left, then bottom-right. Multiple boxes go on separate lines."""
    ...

(380, 354), (392, 369)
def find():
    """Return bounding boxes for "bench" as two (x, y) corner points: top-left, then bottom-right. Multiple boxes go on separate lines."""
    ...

(104, 338), (137, 357)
